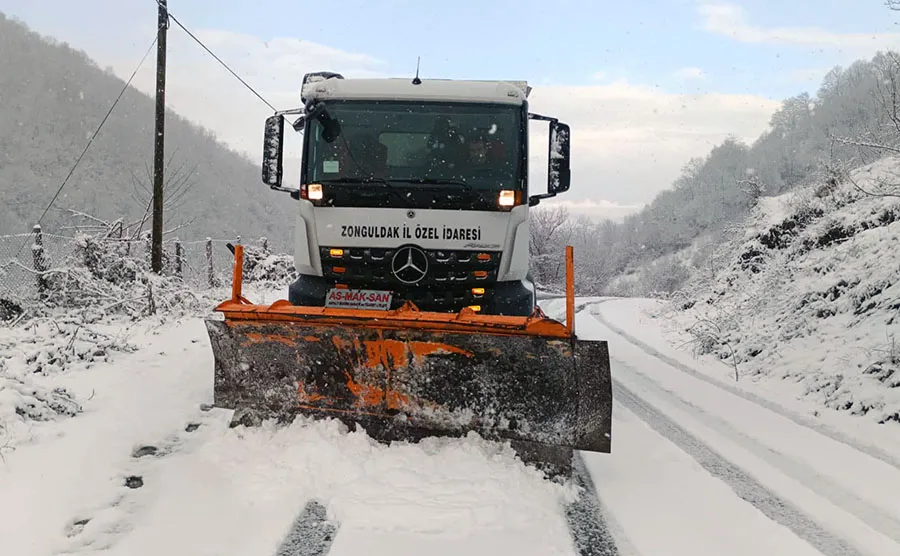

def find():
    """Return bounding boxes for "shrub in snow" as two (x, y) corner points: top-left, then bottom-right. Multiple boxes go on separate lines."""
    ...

(640, 257), (691, 296)
(0, 374), (81, 456)
(20, 229), (226, 321)
(0, 318), (106, 450)
(1, 376), (81, 421)
(240, 241), (296, 285)
(0, 298), (23, 322)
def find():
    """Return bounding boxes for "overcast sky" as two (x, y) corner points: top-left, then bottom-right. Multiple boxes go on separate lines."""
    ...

(3, 0), (900, 220)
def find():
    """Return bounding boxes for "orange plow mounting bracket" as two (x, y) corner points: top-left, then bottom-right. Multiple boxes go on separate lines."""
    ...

(216, 242), (581, 339)
(229, 244), (253, 305)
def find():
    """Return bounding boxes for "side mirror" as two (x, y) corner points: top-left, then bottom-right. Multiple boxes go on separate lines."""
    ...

(262, 114), (284, 188)
(321, 114), (342, 143)
(548, 121), (571, 194)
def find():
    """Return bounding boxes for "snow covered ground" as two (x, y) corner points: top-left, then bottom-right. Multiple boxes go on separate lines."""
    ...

(2, 291), (900, 556)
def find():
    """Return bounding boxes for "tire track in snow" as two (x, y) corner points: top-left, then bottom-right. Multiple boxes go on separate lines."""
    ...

(612, 356), (900, 545)
(565, 452), (622, 556)
(589, 303), (900, 471)
(275, 499), (338, 556)
(612, 379), (865, 556)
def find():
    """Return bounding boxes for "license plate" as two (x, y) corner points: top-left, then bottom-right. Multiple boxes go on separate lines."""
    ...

(325, 288), (393, 310)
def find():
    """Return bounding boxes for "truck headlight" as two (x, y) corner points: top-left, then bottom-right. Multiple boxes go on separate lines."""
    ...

(308, 183), (324, 200)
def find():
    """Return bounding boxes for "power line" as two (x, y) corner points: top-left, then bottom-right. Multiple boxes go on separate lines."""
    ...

(16, 34), (159, 258)
(158, 0), (277, 112)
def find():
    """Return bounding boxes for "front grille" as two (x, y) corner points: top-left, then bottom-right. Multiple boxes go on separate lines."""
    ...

(320, 246), (502, 287)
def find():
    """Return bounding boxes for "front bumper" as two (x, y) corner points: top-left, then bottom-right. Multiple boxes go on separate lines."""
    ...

(288, 274), (535, 316)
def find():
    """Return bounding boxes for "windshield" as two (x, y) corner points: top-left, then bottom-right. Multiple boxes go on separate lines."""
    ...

(302, 101), (522, 190)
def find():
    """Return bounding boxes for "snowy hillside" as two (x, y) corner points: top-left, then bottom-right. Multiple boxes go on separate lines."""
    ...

(643, 156), (900, 425)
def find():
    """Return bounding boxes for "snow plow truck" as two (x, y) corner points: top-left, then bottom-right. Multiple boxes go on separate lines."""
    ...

(205, 72), (612, 476)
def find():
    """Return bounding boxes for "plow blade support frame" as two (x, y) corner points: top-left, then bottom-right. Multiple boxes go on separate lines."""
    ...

(205, 244), (612, 458)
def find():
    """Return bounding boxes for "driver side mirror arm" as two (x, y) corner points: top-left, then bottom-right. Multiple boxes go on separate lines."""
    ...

(527, 193), (555, 207)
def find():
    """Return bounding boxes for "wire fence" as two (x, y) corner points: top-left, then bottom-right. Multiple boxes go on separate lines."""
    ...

(0, 225), (267, 304)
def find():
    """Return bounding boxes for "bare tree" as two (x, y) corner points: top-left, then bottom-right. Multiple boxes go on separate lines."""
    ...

(529, 205), (570, 255)
(828, 53), (900, 198)
(129, 148), (198, 239)
(529, 205), (572, 286)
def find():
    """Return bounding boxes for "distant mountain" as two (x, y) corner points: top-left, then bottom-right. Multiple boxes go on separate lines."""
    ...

(0, 12), (293, 249)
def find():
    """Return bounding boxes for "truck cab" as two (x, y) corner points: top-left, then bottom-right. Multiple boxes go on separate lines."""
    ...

(260, 72), (572, 316)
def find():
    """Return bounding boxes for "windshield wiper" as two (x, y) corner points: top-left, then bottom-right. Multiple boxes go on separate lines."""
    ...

(389, 177), (473, 191)
(318, 176), (411, 203)
(319, 176), (394, 188)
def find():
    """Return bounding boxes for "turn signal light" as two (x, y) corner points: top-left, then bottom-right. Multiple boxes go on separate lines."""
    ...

(308, 183), (324, 200)
(468, 305), (482, 312)
(332, 266), (346, 274)
(498, 189), (515, 207)
(471, 287), (485, 295)
(474, 271), (488, 279)
(329, 248), (344, 257)
(477, 253), (491, 262)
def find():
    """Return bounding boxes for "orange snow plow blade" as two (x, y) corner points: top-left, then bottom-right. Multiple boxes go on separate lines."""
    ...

(204, 245), (612, 472)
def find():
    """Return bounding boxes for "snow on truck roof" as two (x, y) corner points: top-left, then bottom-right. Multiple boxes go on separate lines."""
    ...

(300, 75), (531, 106)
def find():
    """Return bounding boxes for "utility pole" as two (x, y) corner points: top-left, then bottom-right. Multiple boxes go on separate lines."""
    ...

(151, 0), (168, 273)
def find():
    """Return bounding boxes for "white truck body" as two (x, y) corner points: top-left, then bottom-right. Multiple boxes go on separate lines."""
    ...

(259, 72), (571, 316)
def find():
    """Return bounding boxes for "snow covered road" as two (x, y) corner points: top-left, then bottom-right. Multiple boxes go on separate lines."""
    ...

(581, 299), (900, 556)
(2, 296), (899, 555)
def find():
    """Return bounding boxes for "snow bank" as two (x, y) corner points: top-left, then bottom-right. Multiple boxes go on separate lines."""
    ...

(655, 155), (900, 425)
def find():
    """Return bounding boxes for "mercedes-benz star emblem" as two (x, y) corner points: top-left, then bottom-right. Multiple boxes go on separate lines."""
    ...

(407, 210), (416, 219)
(391, 245), (429, 284)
